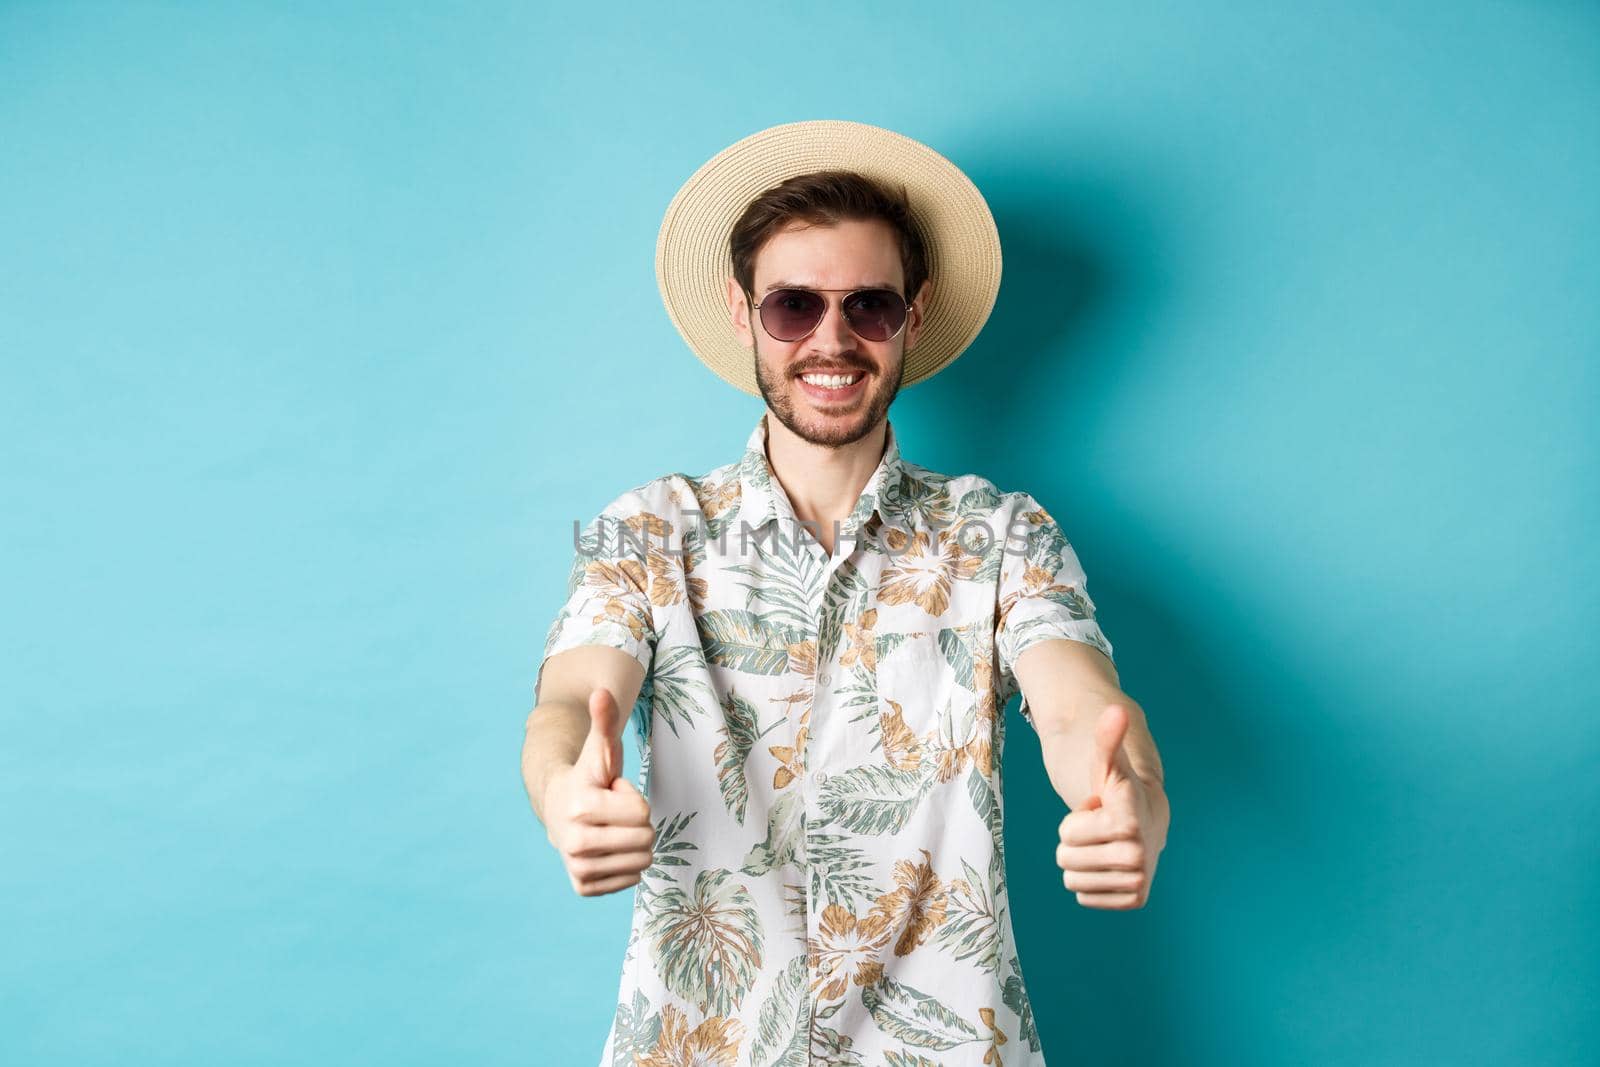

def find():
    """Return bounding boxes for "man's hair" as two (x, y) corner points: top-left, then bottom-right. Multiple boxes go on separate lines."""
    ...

(729, 169), (930, 304)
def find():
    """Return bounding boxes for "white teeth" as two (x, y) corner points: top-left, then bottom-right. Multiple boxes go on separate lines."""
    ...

(800, 373), (860, 388)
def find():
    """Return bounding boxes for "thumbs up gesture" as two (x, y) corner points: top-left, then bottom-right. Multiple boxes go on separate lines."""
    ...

(543, 687), (656, 897)
(1054, 704), (1169, 910)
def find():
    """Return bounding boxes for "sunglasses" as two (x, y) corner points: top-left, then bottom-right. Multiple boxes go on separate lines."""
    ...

(749, 287), (911, 343)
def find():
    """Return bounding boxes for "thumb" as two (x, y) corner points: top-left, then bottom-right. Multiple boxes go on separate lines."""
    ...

(611, 776), (652, 831)
(1089, 703), (1130, 801)
(579, 686), (624, 788)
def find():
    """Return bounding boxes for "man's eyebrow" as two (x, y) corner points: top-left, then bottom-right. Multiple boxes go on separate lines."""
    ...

(762, 280), (901, 293)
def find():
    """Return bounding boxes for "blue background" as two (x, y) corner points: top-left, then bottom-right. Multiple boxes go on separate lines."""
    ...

(3, 2), (1594, 1064)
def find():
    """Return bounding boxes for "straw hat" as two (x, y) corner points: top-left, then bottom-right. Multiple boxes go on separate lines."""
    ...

(655, 119), (1002, 397)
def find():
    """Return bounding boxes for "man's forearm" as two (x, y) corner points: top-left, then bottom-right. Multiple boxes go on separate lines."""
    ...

(1038, 689), (1166, 808)
(522, 699), (589, 825)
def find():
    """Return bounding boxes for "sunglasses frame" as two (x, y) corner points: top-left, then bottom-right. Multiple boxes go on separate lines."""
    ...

(747, 286), (913, 344)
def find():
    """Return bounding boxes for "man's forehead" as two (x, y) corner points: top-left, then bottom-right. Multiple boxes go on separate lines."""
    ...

(752, 219), (905, 291)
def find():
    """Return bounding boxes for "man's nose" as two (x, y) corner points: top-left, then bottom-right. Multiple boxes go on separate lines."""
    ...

(810, 298), (856, 352)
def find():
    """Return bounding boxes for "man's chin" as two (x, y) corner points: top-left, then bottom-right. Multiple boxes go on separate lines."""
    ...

(779, 391), (888, 446)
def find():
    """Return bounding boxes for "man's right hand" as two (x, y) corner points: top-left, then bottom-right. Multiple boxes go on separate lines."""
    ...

(542, 687), (655, 897)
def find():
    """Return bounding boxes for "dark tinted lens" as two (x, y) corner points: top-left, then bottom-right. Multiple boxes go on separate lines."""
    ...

(842, 289), (907, 341)
(759, 289), (826, 341)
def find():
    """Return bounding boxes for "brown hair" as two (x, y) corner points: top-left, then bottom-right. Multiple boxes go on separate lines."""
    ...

(728, 169), (929, 304)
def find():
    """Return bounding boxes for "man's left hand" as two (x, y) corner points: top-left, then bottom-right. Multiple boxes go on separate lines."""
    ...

(1054, 704), (1169, 910)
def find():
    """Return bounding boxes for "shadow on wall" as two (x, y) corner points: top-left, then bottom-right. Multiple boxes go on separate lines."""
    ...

(903, 171), (1401, 1061)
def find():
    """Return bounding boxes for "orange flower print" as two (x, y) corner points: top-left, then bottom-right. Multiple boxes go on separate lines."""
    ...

(684, 569), (709, 616)
(969, 640), (997, 775)
(584, 557), (652, 642)
(646, 549), (685, 607)
(585, 557), (649, 600)
(972, 640), (995, 717)
(620, 512), (688, 610)
(692, 475), (741, 521)
(878, 529), (982, 616)
(768, 723), (808, 789)
(839, 607), (878, 674)
(785, 639), (817, 679)
(999, 563), (1092, 629)
(979, 1006), (1009, 1065)
(879, 698), (923, 772)
(865, 848), (948, 957)
(634, 1003), (744, 1067)
(808, 903), (891, 1001)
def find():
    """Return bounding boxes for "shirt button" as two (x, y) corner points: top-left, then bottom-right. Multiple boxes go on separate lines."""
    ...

(818, 673), (832, 686)
(814, 771), (829, 786)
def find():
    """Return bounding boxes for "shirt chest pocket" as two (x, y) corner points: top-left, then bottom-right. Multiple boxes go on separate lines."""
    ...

(874, 616), (998, 773)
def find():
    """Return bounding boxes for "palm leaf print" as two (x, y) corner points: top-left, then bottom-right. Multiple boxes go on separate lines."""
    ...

(818, 764), (930, 835)
(697, 608), (803, 675)
(876, 630), (929, 663)
(649, 643), (713, 738)
(805, 829), (878, 911)
(1002, 953), (1041, 1052)
(779, 881), (807, 932)
(750, 955), (810, 1067)
(646, 810), (699, 877)
(1041, 583), (1094, 619)
(840, 674), (878, 725)
(934, 858), (1002, 975)
(1025, 516), (1072, 571)
(703, 508), (740, 543)
(644, 868), (765, 1017)
(966, 767), (1007, 883)
(608, 989), (661, 1067)
(936, 626), (976, 691)
(725, 533), (824, 633)
(811, 1022), (867, 1065)
(811, 1022), (866, 1066)
(714, 690), (761, 823)
(741, 788), (804, 875)
(861, 977), (982, 1050)
(884, 471), (955, 528)
(883, 1051), (945, 1067)
(817, 561), (869, 664)
(972, 545), (1004, 586)
(956, 485), (1001, 518)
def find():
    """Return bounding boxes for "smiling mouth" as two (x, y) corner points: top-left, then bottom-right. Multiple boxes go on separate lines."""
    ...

(794, 369), (868, 402)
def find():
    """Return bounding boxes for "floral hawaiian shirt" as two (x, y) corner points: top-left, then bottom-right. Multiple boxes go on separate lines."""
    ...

(537, 413), (1115, 1066)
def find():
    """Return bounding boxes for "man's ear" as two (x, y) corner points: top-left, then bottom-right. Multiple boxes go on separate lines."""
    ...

(904, 278), (932, 352)
(727, 276), (754, 348)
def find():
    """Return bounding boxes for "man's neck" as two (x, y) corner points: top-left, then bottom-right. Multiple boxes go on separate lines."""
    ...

(762, 410), (888, 537)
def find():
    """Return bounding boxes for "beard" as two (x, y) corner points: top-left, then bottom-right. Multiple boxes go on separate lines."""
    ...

(751, 337), (903, 448)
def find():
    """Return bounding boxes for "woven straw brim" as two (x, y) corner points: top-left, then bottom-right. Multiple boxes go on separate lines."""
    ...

(655, 120), (1002, 397)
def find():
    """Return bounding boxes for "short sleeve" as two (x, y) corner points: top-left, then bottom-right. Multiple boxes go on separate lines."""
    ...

(534, 487), (661, 706)
(993, 492), (1114, 730)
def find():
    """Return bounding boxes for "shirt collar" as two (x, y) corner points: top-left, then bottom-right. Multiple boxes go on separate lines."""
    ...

(736, 412), (906, 536)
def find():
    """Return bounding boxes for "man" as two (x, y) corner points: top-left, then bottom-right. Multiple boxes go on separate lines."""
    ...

(523, 120), (1170, 1066)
